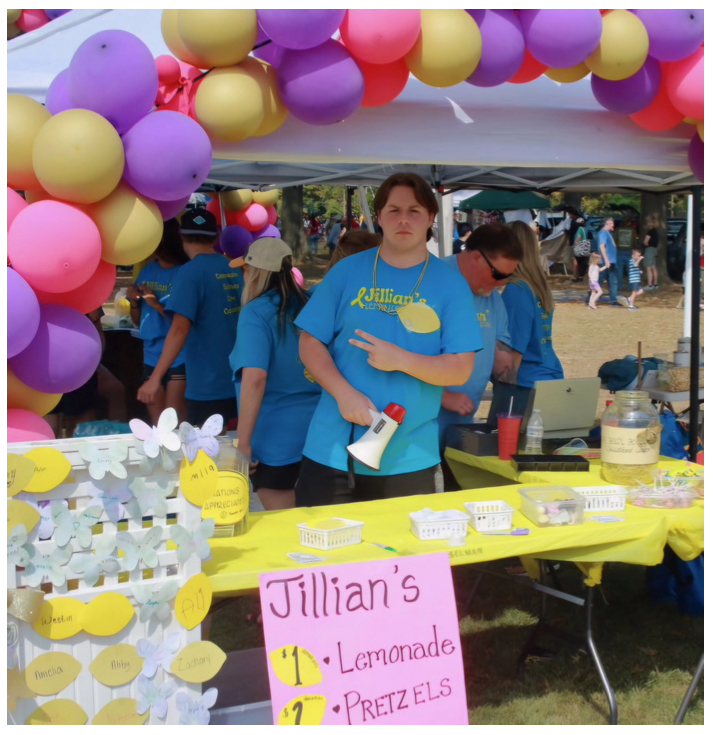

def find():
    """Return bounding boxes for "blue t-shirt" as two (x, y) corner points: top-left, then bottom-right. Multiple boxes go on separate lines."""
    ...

(135, 262), (186, 368)
(628, 257), (642, 284)
(598, 229), (617, 264)
(501, 280), (564, 390)
(229, 291), (322, 466)
(295, 248), (483, 476)
(165, 253), (243, 401)
(437, 255), (512, 450)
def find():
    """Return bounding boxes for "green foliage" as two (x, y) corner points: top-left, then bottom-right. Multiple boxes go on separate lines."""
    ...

(302, 184), (375, 220)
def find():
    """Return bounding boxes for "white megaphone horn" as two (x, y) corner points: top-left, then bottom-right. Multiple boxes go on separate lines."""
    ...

(346, 403), (406, 471)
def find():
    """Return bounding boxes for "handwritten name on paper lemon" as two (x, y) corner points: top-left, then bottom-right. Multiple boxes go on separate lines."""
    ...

(175, 572), (213, 630)
(89, 644), (143, 687)
(92, 698), (149, 726)
(25, 652), (82, 696)
(201, 471), (249, 524)
(26, 700), (88, 726)
(33, 598), (85, 640)
(180, 451), (219, 506)
(22, 447), (72, 493)
(7, 453), (36, 496)
(170, 641), (227, 683)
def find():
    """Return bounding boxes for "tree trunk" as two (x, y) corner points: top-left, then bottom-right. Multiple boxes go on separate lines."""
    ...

(280, 186), (308, 259)
(641, 192), (671, 285)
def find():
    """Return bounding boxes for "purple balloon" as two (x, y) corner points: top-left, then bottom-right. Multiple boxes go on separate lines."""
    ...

(9, 303), (102, 394)
(632, 10), (704, 62)
(45, 10), (71, 20)
(156, 195), (191, 222)
(220, 225), (254, 259)
(254, 41), (286, 68)
(122, 111), (213, 202)
(520, 9), (602, 69)
(67, 30), (158, 134)
(592, 57), (662, 115)
(252, 223), (281, 240)
(689, 133), (704, 183)
(255, 22), (270, 46)
(45, 69), (76, 115)
(258, 9), (346, 50)
(278, 41), (364, 126)
(213, 241), (224, 254)
(466, 10), (525, 88)
(7, 268), (41, 359)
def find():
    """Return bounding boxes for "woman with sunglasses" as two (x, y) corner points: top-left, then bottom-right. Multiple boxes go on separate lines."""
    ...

(500, 220), (564, 390)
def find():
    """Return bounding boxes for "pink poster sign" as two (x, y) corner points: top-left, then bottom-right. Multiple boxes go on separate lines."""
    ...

(259, 552), (468, 726)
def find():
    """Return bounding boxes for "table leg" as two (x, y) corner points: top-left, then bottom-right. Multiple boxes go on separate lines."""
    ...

(585, 585), (618, 725)
(673, 653), (704, 725)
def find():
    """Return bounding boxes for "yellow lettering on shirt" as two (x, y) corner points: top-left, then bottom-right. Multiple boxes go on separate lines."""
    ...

(224, 306), (241, 315)
(349, 285), (427, 314)
(215, 272), (239, 280)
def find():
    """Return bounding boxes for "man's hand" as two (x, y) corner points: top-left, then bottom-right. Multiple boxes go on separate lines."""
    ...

(137, 377), (162, 405)
(126, 285), (142, 305)
(335, 386), (378, 426)
(441, 391), (474, 416)
(348, 330), (405, 372)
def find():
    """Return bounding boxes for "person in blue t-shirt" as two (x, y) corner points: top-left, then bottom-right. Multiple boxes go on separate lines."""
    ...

(501, 221), (564, 390)
(138, 208), (243, 428)
(438, 224), (523, 455)
(128, 219), (189, 424)
(294, 172), (482, 507)
(597, 217), (624, 305)
(229, 238), (321, 511)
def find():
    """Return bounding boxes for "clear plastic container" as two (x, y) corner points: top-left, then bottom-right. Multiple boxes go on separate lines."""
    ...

(210, 438), (251, 537)
(600, 391), (661, 485)
(627, 489), (697, 509)
(518, 486), (585, 527)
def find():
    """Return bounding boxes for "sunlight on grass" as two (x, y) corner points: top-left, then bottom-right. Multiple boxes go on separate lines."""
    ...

(460, 607), (538, 635)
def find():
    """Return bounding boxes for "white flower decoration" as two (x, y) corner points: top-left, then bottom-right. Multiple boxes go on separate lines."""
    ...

(130, 477), (175, 518)
(52, 503), (102, 549)
(116, 527), (163, 571)
(179, 414), (223, 463)
(132, 580), (179, 624)
(136, 673), (177, 719)
(68, 533), (120, 587)
(23, 544), (72, 588)
(136, 632), (182, 678)
(7, 524), (32, 568)
(78, 442), (128, 481)
(169, 519), (215, 565)
(176, 688), (219, 726)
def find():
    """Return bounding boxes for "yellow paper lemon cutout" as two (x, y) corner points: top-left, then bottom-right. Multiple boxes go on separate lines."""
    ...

(397, 302), (441, 334)
(81, 592), (135, 637)
(7, 453), (37, 496)
(92, 698), (149, 726)
(175, 572), (213, 630)
(25, 652), (82, 696)
(7, 499), (41, 534)
(179, 450), (219, 506)
(277, 695), (328, 726)
(22, 447), (72, 493)
(269, 645), (323, 688)
(89, 644), (143, 687)
(201, 470), (249, 525)
(170, 640), (227, 683)
(8, 667), (35, 711)
(26, 699), (88, 726)
(33, 598), (85, 640)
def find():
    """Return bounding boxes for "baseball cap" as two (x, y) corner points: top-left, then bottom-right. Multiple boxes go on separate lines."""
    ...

(230, 237), (292, 271)
(180, 207), (218, 236)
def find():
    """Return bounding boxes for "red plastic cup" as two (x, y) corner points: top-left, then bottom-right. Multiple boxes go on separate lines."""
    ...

(497, 413), (522, 460)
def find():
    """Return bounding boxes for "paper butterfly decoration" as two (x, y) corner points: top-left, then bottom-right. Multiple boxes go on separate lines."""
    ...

(169, 519), (215, 565)
(87, 476), (134, 523)
(179, 414), (223, 463)
(176, 688), (219, 726)
(23, 544), (73, 588)
(136, 673), (177, 719)
(132, 580), (179, 623)
(52, 503), (103, 549)
(7, 524), (32, 568)
(136, 632), (182, 678)
(131, 408), (182, 459)
(116, 527), (163, 571)
(130, 477), (175, 518)
(8, 622), (19, 670)
(31, 499), (66, 541)
(78, 442), (128, 481)
(68, 533), (120, 587)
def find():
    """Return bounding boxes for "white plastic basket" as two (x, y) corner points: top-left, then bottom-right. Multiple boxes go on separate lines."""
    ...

(574, 485), (627, 512)
(409, 510), (470, 540)
(463, 500), (514, 532)
(297, 518), (364, 550)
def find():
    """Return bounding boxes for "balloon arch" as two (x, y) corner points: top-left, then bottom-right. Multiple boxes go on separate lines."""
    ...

(6, 9), (705, 439)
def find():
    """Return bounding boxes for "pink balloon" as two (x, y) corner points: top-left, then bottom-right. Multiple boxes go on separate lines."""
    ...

(292, 267), (305, 288)
(17, 9), (50, 33)
(666, 46), (704, 120)
(7, 409), (55, 443)
(266, 205), (278, 225)
(340, 10), (421, 65)
(7, 189), (27, 232)
(34, 259), (117, 315)
(156, 195), (191, 221)
(630, 83), (685, 131)
(357, 57), (410, 107)
(235, 203), (270, 233)
(156, 54), (181, 85)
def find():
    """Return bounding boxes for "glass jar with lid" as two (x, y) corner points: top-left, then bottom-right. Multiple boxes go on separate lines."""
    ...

(208, 437), (251, 537)
(601, 390), (661, 485)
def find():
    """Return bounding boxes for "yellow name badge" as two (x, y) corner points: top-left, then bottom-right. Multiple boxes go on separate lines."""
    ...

(201, 470), (249, 525)
(169, 640), (227, 683)
(89, 644), (143, 687)
(277, 695), (327, 726)
(7, 454), (36, 497)
(397, 302), (441, 334)
(175, 572), (213, 630)
(269, 645), (323, 688)
(33, 598), (85, 640)
(25, 652), (82, 696)
(179, 450), (219, 506)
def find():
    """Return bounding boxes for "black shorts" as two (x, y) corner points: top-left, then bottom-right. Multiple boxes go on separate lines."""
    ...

(142, 363), (186, 389)
(252, 461), (301, 491)
(186, 397), (238, 427)
(295, 456), (437, 507)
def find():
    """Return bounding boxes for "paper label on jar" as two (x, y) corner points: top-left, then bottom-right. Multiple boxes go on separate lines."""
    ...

(601, 426), (661, 465)
(201, 470), (249, 525)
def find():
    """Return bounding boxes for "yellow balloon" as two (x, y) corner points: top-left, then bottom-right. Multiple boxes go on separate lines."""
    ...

(545, 63), (590, 84)
(405, 9), (482, 88)
(32, 109), (125, 204)
(221, 189), (253, 212)
(160, 9), (206, 68)
(252, 190), (280, 207)
(7, 94), (51, 191)
(87, 183), (163, 266)
(696, 120), (703, 142)
(177, 9), (257, 68)
(585, 10), (648, 82)
(7, 10), (21, 23)
(195, 65), (265, 142)
(7, 366), (62, 416)
(8, 21), (21, 39)
(242, 57), (289, 138)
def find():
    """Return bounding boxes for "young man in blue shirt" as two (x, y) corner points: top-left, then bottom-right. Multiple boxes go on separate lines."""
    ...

(294, 172), (482, 506)
(137, 208), (243, 427)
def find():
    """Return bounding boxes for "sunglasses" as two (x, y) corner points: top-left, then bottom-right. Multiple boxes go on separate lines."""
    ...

(477, 249), (512, 281)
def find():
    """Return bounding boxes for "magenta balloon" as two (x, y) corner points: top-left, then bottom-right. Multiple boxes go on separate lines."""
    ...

(7, 410), (55, 443)
(519, 9), (602, 68)
(45, 10), (71, 20)
(258, 9), (346, 50)
(632, 10), (704, 62)
(7, 268), (41, 359)
(254, 41), (286, 68)
(466, 10), (525, 88)
(122, 111), (213, 202)
(689, 133), (704, 183)
(9, 304), (102, 394)
(278, 41), (364, 125)
(252, 223), (281, 240)
(67, 30), (158, 134)
(45, 69), (76, 115)
(220, 225), (254, 259)
(7, 188), (27, 232)
(591, 57), (662, 115)
(156, 195), (191, 221)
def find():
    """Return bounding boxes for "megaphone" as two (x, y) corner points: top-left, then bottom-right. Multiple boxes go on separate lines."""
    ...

(346, 403), (406, 471)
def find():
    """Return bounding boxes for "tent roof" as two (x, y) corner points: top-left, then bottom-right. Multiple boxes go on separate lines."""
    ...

(458, 190), (550, 212)
(8, 9), (699, 194)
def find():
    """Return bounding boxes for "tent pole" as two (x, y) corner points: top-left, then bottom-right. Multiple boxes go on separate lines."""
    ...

(688, 185), (702, 462)
(683, 195), (693, 338)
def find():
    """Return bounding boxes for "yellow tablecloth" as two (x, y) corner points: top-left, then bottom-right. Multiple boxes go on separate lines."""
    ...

(205, 483), (704, 596)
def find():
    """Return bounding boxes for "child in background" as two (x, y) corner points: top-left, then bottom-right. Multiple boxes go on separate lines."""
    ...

(587, 252), (607, 310)
(626, 247), (645, 310)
